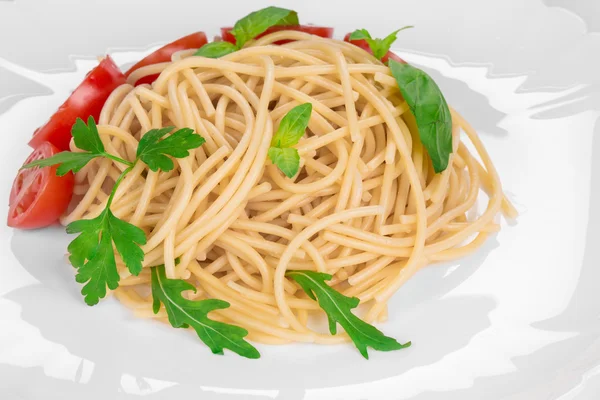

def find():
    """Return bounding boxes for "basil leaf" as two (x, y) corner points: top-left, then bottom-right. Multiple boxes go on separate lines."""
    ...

(389, 59), (452, 173)
(271, 103), (312, 148)
(231, 6), (298, 48)
(350, 27), (413, 61)
(377, 26), (413, 60)
(268, 103), (311, 178)
(268, 147), (300, 178)
(349, 29), (371, 41)
(275, 11), (300, 26)
(194, 41), (238, 58)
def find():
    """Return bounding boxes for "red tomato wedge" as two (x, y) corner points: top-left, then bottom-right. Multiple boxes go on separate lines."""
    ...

(343, 33), (406, 64)
(126, 32), (208, 86)
(221, 25), (334, 45)
(29, 56), (125, 151)
(8, 142), (75, 229)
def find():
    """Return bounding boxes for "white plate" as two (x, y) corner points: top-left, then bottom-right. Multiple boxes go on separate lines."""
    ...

(1, 1), (600, 399)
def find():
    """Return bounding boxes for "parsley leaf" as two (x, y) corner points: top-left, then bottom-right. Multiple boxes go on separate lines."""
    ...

(136, 127), (206, 172)
(22, 151), (99, 177)
(194, 41), (238, 58)
(286, 270), (411, 359)
(72, 116), (105, 154)
(21, 116), (207, 307)
(389, 59), (452, 172)
(151, 265), (260, 359)
(268, 103), (311, 178)
(231, 6), (299, 48)
(21, 116), (133, 175)
(349, 26), (413, 61)
(66, 167), (147, 306)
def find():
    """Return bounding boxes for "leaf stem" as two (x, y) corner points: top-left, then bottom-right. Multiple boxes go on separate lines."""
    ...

(106, 164), (135, 209)
(103, 153), (135, 167)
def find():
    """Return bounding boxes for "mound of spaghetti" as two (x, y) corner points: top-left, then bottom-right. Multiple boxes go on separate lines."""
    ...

(60, 30), (515, 348)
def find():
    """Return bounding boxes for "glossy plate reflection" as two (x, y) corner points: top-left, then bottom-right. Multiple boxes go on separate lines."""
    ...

(0, 0), (599, 399)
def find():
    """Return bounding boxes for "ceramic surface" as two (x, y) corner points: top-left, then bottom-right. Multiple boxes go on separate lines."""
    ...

(1, 0), (599, 399)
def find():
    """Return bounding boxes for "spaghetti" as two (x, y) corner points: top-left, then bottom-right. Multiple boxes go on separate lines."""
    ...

(61, 31), (516, 345)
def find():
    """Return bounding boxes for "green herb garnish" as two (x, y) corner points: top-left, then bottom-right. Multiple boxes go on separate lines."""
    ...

(388, 59), (453, 172)
(349, 27), (413, 61)
(268, 103), (312, 178)
(230, 6), (298, 48)
(194, 6), (298, 58)
(151, 265), (260, 358)
(67, 166), (145, 305)
(22, 117), (205, 305)
(194, 41), (239, 59)
(286, 270), (411, 359)
(22, 116), (133, 175)
(136, 126), (205, 172)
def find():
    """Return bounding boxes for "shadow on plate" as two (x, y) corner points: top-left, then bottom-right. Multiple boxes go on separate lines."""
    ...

(399, 101), (600, 400)
(1, 224), (501, 399)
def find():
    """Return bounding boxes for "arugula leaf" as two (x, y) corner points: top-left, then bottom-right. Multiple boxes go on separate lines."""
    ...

(194, 41), (238, 58)
(349, 27), (413, 61)
(22, 116), (133, 175)
(136, 127), (206, 172)
(388, 59), (452, 172)
(287, 270), (410, 359)
(268, 103), (311, 178)
(151, 265), (260, 359)
(231, 6), (298, 48)
(268, 147), (300, 178)
(66, 167), (146, 306)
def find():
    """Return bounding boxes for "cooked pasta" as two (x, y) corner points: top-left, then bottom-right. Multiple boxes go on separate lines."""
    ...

(60, 30), (516, 346)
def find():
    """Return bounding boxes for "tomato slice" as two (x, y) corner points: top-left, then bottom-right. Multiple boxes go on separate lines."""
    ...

(343, 33), (406, 64)
(29, 56), (125, 151)
(8, 142), (75, 229)
(221, 25), (334, 45)
(126, 32), (208, 86)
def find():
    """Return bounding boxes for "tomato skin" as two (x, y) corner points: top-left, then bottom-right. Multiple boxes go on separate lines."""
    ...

(8, 142), (75, 229)
(343, 33), (406, 64)
(29, 56), (125, 151)
(221, 25), (334, 45)
(126, 32), (208, 86)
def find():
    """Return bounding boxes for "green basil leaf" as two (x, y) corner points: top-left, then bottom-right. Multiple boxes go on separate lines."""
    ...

(389, 59), (452, 173)
(349, 29), (372, 41)
(270, 103), (312, 148)
(350, 27), (413, 61)
(194, 41), (238, 58)
(268, 147), (300, 178)
(231, 6), (298, 48)
(376, 26), (413, 60)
